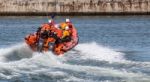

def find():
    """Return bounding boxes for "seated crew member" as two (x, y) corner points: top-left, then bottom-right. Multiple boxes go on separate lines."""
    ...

(40, 30), (53, 51)
(65, 18), (74, 35)
(53, 22), (72, 55)
(65, 18), (78, 43)
(60, 22), (72, 42)
(25, 33), (38, 51)
(60, 18), (78, 51)
(41, 19), (59, 39)
(39, 19), (62, 52)
(36, 19), (56, 51)
(37, 19), (55, 35)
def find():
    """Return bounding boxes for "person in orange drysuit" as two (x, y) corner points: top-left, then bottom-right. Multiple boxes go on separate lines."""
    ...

(38, 19), (56, 51)
(37, 19), (63, 52)
(25, 33), (39, 51)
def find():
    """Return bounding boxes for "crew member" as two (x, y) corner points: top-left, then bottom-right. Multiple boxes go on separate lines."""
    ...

(53, 22), (72, 55)
(25, 33), (38, 51)
(38, 19), (62, 52)
(62, 18), (78, 51)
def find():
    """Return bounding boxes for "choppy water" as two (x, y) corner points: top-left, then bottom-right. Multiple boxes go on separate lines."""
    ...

(0, 16), (150, 82)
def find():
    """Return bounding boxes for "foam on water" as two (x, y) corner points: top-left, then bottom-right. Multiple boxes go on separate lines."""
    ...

(75, 42), (126, 63)
(0, 43), (33, 62)
(0, 43), (149, 82)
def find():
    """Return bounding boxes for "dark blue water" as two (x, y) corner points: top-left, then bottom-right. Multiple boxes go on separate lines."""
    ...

(0, 16), (150, 82)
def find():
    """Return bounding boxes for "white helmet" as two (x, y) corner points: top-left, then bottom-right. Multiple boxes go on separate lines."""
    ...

(66, 18), (70, 23)
(65, 26), (69, 30)
(48, 19), (52, 23)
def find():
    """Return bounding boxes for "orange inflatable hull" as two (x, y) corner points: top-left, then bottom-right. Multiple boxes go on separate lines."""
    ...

(24, 24), (78, 55)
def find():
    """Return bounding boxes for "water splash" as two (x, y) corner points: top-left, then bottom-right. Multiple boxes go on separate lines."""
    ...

(0, 43), (149, 82)
(0, 43), (33, 62)
(74, 42), (125, 63)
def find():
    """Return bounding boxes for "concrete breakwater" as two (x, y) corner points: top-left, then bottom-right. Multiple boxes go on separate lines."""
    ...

(0, 0), (150, 16)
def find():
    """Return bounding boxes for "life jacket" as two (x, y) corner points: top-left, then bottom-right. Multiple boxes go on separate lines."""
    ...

(56, 28), (63, 38)
(62, 30), (70, 38)
(25, 33), (38, 51)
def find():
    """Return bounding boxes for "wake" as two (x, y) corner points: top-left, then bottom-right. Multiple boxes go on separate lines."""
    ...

(0, 42), (125, 63)
(0, 43), (33, 62)
(0, 42), (149, 82)
(74, 42), (125, 62)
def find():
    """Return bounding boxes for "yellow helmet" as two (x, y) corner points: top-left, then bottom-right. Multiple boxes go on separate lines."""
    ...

(60, 22), (67, 30)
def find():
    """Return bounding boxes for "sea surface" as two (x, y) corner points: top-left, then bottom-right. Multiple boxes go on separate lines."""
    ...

(0, 16), (150, 82)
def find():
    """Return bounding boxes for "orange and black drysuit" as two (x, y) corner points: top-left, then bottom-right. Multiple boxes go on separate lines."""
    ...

(37, 23), (56, 51)
(36, 23), (63, 52)
(25, 33), (39, 51)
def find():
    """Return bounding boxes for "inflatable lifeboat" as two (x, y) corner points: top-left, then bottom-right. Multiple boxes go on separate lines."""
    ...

(24, 19), (78, 55)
